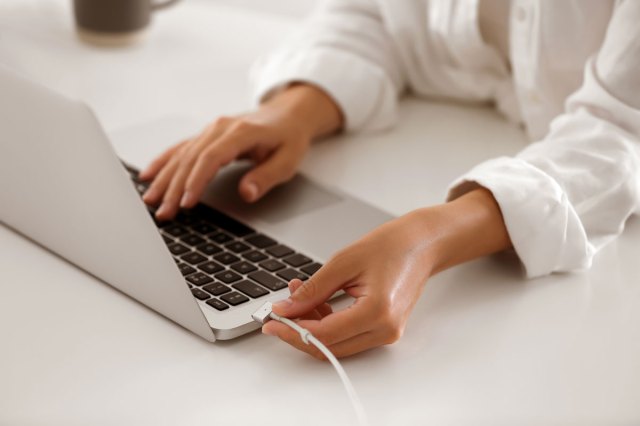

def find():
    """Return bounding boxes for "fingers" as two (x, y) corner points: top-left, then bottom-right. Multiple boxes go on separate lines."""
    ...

(139, 140), (188, 181)
(154, 124), (228, 219)
(265, 292), (376, 349)
(286, 279), (332, 321)
(272, 254), (358, 319)
(324, 331), (383, 359)
(237, 143), (303, 203)
(263, 319), (382, 360)
(142, 146), (184, 206)
(295, 296), (376, 346)
(181, 123), (270, 208)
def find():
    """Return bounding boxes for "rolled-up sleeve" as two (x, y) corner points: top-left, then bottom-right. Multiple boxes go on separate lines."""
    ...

(249, 0), (406, 132)
(448, 1), (640, 278)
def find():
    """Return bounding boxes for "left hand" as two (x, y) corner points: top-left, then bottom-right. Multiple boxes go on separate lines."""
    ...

(262, 210), (436, 359)
(262, 188), (512, 359)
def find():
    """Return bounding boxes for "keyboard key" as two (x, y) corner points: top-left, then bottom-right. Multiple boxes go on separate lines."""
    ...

(168, 243), (190, 256)
(192, 222), (216, 235)
(266, 245), (294, 258)
(162, 235), (173, 244)
(301, 263), (323, 276)
(230, 261), (258, 274)
(180, 234), (206, 247)
(214, 252), (240, 265)
(277, 268), (308, 282)
(210, 232), (233, 244)
(187, 272), (214, 286)
(242, 250), (268, 263)
(225, 241), (251, 253)
(191, 288), (210, 301)
(248, 271), (287, 291)
(165, 225), (189, 237)
(259, 259), (286, 272)
(175, 212), (198, 226)
(193, 205), (255, 237)
(178, 263), (196, 277)
(181, 252), (207, 265)
(220, 291), (250, 306)
(233, 280), (269, 298)
(206, 298), (229, 311)
(123, 163), (138, 176)
(215, 270), (242, 284)
(203, 282), (231, 296)
(245, 234), (277, 249)
(198, 261), (224, 275)
(284, 254), (312, 267)
(135, 183), (148, 194)
(196, 242), (222, 256)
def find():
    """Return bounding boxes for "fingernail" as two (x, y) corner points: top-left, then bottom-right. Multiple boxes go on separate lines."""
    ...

(262, 326), (276, 336)
(138, 169), (149, 180)
(155, 204), (168, 218)
(143, 188), (157, 201)
(245, 182), (258, 202)
(273, 298), (293, 310)
(180, 191), (194, 208)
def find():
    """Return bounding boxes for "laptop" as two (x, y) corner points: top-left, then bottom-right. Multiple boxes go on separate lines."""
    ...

(0, 66), (393, 341)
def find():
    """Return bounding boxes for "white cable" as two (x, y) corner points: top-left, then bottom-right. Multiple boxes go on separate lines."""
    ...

(255, 305), (368, 426)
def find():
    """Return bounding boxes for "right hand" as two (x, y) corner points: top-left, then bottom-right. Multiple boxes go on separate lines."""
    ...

(140, 84), (343, 220)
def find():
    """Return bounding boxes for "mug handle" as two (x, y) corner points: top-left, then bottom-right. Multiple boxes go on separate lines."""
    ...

(151, 0), (180, 11)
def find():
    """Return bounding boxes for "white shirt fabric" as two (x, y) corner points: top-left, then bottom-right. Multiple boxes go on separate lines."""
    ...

(249, 0), (640, 278)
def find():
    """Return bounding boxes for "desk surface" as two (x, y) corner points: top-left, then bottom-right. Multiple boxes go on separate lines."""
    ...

(1, 1), (639, 425)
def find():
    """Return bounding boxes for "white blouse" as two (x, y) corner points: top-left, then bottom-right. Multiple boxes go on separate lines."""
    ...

(249, 0), (640, 278)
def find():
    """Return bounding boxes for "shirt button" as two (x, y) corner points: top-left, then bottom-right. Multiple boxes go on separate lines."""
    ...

(515, 5), (527, 22)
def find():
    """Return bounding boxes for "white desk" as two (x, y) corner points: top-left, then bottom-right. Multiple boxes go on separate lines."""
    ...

(1, 1), (639, 425)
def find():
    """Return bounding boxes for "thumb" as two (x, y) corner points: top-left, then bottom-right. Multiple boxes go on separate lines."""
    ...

(238, 146), (301, 203)
(272, 257), (349, 318)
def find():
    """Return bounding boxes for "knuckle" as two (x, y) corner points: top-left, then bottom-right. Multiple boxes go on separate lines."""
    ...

(202, 147), (218, 162)
(295, 278), (319, 300)
(382, 316), (404, 344)
(327, 248), (356, 271)
(384, 325), (403, 344)
(280, 162), (298, 181)
(231, 119), (253, 133)
(212, 115), (233, 128)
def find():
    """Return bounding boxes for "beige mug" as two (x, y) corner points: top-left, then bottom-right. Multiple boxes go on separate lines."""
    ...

(73, 0), (179, 46)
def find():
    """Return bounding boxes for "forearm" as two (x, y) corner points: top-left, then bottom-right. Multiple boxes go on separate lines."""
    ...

(260, 84), (344, 140)
(410, 188), (512, 275)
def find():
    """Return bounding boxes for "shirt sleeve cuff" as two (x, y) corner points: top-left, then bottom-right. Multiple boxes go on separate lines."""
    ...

(249, 47), (398, 132)
(446, 157), (593, 278)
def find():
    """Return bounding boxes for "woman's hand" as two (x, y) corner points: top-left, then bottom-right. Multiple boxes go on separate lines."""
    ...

(140, 84), (342, 220)
(262, 188), (512, 359)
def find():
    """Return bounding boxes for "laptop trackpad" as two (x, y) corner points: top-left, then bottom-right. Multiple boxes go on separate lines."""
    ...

(201, 162), (342, 224)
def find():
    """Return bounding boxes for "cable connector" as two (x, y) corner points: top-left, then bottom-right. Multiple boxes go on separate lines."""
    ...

(251, 301), (368, 426)
(251, 301), (273, 324)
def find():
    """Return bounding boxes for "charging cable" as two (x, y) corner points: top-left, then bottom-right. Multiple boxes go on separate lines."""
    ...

(252, 302), (368, 426)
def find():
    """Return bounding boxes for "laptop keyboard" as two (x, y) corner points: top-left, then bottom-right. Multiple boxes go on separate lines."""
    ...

(123, 163), (322, 312)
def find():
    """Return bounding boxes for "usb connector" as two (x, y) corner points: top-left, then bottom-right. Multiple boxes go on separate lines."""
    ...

(251, 301), (368, 426)
(251, 301), (273, 324)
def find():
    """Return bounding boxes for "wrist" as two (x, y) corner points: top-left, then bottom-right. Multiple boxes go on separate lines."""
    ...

(407, 188), (512, 276)
(260, 83), (343, 140)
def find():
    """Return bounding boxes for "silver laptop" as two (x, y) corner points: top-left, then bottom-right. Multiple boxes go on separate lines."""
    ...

(0, 66), (393, 341)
